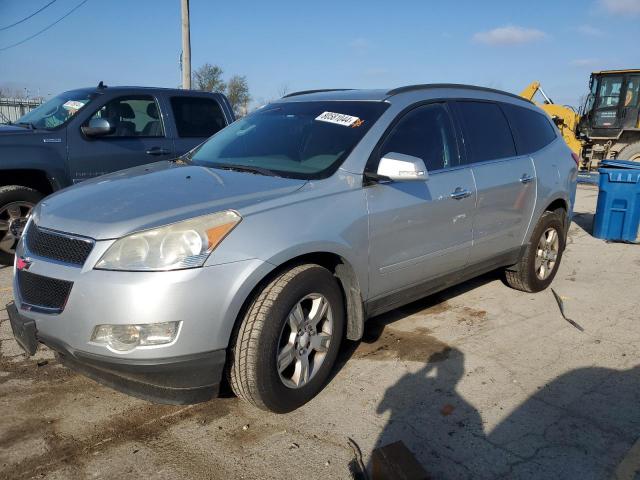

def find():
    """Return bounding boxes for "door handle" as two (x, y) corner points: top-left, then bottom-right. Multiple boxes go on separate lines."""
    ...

(519, 174), (534, 184)
(450, 187), (472, 200)
(145, 147), (170, 156)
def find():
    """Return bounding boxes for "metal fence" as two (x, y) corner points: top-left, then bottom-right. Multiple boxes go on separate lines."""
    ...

(0, 97), (44, 124)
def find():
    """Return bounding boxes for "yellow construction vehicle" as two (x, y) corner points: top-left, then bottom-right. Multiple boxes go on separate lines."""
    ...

(521, 70), (640, 170)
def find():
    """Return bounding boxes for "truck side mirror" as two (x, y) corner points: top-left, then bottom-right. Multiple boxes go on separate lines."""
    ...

(81, 118), (114, 137)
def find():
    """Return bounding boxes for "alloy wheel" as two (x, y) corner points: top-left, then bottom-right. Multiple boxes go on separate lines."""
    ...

(0, 201), (33, 256)
(276, 293), (333, 389)
(535, 227), (559, 280)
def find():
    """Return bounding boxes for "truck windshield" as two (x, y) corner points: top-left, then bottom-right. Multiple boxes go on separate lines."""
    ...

(190, 100), (389, 179)
(16, 91), (93, 130)
(596, 76), (623, 108)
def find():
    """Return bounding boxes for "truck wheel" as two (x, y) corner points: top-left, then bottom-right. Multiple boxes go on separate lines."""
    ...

(618, 142), (640, 161)
(228, 264), (344, 413)
(505, 211), (566, 293)
(0, 186), (43, 266)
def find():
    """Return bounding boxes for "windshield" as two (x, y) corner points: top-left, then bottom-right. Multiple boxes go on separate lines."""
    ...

(190, 100), (389, 179)
(16, 91), (94, 129)
(596, 76), (623, 108)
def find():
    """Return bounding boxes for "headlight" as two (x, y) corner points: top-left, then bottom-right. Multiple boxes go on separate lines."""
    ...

(91, 321), (181, 352)
(95, 211), (241, 271)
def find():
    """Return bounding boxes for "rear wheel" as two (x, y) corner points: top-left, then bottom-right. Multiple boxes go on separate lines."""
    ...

(505, 211), (566, 293)
(228, 264), (344, 413)
(0, 186), (43, 266)
(617, 141), (640, 162)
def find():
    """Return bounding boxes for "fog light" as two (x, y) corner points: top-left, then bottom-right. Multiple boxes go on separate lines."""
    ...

(91, 321), (181, 352)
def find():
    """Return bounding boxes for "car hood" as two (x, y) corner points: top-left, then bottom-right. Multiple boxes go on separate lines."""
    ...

(33, 161), (307, 239)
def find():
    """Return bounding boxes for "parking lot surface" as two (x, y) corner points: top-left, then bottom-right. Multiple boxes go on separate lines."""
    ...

(1, 184), (639, 480)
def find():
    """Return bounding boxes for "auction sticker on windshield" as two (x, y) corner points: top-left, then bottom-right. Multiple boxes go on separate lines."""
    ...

(315, 111), (363, 127)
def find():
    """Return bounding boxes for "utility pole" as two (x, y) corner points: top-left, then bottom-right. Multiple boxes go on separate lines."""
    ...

(181, 0), (191, 89)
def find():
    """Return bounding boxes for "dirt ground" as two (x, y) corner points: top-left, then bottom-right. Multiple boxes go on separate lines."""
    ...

(1, 184), (639, 480)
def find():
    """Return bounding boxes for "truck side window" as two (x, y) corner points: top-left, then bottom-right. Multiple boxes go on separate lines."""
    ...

(170, 97), (226, 138)
(87, 96), (164, 138)
(380, 103), (458, 172)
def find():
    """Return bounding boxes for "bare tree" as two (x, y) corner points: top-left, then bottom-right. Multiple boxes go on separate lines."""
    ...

(277, 83), (290, 98)
(226, 75), (251, 117)
(193, 63), (225, 92)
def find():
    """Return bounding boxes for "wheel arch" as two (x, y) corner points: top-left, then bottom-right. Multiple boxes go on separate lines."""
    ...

(0, 169), (56, 195)
(232, 251), (366, 346)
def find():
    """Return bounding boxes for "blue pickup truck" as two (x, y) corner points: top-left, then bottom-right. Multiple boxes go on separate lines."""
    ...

(0, 83), (235, 264)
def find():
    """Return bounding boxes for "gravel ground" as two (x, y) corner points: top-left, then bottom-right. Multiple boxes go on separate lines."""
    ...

(1, 184), (639, 480)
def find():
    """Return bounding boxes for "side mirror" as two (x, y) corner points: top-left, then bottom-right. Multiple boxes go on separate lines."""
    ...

(81, 118), (114, 137)
(376, 152), (428, 182)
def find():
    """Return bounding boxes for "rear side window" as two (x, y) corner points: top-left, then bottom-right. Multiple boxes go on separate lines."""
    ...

(455, 101), (516, 163)
(170, 97), (226, 138)
(503, 103), (557, 154)
(379, 103), (458, 171)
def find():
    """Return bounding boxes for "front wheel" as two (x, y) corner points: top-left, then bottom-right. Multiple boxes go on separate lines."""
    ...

(228, 264), (344, 413)
(0, 186), (43, 266)
(505, 211), (566, 293)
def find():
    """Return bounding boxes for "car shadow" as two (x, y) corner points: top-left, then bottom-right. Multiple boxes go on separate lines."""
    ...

(572, 211), (595, 235)
(368, 355), (640, 479)
(331, 270), (502, 387)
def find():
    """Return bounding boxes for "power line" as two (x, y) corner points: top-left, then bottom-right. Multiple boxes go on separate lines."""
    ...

(0, 0), (90, 52)
(0, 0), (58, 32)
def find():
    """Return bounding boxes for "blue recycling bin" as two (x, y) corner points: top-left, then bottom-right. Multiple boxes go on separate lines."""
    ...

(593, 160), (640, 242)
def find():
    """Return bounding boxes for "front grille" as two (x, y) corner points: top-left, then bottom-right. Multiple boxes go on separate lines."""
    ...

(25, 224), (94, 266)
(17, 270), (73, 312)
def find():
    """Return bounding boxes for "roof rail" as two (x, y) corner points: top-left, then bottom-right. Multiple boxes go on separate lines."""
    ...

(282, 88), (353, 98)
(386, 83), (531, 103)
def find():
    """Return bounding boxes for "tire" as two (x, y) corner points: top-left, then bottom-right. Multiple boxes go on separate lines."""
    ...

(505, 211), (566, 293)
(0, 185), (43, 266)
(617, 141), (640, 162)
(228, 264), (345, 413)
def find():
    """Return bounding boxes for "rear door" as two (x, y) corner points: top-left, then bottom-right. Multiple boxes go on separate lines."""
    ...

(366, 102), (476, 301)
(452, 100), (536, 264)
(168, 95), (230, 156)
(67, 94), (174, 182)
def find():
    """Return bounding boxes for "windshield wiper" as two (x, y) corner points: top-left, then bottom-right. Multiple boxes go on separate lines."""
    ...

(213, 163), (278, 177)
(15, 122), (35, 130)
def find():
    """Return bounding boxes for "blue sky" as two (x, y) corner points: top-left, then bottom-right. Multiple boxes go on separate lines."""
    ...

(1, 0), (639, 108)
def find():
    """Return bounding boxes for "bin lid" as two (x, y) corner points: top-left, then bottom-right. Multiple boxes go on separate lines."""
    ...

(600, 159), (640, 170)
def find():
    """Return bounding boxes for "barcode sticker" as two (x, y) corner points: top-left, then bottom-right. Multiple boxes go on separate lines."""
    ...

(315, 111), (362, 127)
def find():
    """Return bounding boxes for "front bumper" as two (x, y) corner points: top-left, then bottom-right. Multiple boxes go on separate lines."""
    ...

(7, 301), (225, 404)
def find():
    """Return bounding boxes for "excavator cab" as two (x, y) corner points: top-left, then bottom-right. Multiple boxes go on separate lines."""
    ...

(580, 70), (640, 138)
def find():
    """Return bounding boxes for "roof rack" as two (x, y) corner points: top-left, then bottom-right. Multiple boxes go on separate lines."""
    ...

(386, 83), (531, 103)
(282, 88), (353, 98)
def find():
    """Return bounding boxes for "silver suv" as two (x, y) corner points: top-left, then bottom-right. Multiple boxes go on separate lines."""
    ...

(8, 85), (578, 412)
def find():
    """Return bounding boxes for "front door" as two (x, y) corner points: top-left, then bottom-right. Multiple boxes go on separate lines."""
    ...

(67, 95), (174, 183)
(365, 103), (476, 302)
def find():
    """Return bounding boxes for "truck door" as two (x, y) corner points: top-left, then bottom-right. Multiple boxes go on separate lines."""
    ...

(592, 75), (624, 130)
(621, 75), (640, 130)
(67, 94), (174, 182)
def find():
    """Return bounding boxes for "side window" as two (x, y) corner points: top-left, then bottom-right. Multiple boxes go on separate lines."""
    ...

(455, 101), (516, 163)
(503, 103), (557, 155)
(379, 103), (458, 172)
(170, 97), (226, 138)
(87, 96), (163, 138)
